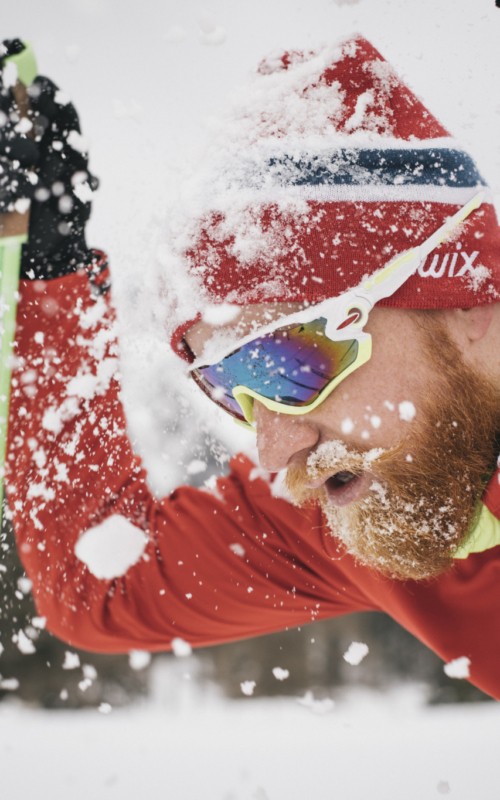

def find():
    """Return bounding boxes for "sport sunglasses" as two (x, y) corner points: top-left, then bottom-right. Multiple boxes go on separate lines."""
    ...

(189, 192), (484, 432)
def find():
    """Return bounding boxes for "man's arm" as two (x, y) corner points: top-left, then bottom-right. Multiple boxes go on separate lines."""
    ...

(5, 266), (374, 652)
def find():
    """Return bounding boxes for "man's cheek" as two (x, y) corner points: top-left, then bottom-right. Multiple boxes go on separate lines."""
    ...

(334, 405), (406, 448)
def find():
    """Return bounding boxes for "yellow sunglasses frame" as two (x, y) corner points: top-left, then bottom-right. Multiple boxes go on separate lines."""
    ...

(232, 337), (372, 429)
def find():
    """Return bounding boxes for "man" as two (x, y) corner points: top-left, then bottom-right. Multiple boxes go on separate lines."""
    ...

(3, 36), (500, 699)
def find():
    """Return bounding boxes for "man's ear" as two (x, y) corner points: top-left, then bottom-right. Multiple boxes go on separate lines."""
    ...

(444, 305), (496, 343)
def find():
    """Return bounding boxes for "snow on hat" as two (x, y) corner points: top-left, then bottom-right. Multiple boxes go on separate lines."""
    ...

(169, 35), (500, 361)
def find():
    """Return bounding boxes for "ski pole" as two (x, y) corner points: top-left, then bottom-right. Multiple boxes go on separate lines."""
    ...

(0, 42), (38, 527)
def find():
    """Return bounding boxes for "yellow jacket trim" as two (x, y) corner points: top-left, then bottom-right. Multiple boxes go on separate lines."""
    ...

(454, 502), (500, 559)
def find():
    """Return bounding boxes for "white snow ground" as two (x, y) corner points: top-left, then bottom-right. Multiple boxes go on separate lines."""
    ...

(1, 659), (500, 800)
(1, 1), (500, 797)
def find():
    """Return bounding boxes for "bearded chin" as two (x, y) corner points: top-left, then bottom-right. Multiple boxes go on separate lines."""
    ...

(285, 318), (500, 581)
(319, 465), (476, 581)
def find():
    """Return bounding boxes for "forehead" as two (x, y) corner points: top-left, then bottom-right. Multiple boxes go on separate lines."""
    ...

(184, 301), (305, 360)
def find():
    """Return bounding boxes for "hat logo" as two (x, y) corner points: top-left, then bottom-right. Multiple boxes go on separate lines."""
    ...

(418, 250), (479, 279)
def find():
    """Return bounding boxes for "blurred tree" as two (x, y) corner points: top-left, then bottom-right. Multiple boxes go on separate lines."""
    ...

(199, 614), (492, 704)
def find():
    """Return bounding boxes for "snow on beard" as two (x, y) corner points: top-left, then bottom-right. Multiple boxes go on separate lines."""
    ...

(285, 315), (500, 581)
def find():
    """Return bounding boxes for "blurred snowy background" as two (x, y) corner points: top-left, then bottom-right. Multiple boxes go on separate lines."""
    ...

(1, 0), (500, 798)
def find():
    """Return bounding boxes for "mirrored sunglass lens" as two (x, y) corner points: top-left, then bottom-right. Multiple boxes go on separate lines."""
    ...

(193, 319), (358, 417)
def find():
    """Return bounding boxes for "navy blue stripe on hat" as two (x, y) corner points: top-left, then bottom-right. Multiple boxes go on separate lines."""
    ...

(267, 149), (486, 188)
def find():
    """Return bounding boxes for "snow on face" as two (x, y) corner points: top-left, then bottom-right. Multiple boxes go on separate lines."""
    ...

(398, 401), (416, 422)
(306, 440), (385, 480)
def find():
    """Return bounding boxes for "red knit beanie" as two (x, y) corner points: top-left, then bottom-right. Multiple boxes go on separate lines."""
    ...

(171, 35), (500, 362)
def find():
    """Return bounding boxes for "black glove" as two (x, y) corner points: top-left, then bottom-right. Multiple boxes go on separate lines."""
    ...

(0, 41), (39, 213)
(0, 39), (99, 280)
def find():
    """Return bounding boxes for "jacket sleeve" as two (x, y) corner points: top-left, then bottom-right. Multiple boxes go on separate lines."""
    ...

(4, 264), (375, 653)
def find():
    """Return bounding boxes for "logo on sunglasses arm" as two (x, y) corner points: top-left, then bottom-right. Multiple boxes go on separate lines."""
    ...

(417, 248), (479, 279)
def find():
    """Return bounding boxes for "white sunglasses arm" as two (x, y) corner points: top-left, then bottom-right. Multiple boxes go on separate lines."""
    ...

(325, 190), (486, 338)
(363, 191), (484, 306)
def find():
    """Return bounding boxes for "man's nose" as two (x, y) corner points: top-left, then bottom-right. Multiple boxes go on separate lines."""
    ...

(253, 400), (320, 472)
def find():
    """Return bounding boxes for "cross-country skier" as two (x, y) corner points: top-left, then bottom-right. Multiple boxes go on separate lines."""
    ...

(3, 36), (500, 699)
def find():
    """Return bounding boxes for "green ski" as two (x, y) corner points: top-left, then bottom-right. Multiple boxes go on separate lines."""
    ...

(0, 42), (37, 527)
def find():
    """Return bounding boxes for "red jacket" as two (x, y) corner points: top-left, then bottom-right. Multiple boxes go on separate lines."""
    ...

(6, 264), (500, 699)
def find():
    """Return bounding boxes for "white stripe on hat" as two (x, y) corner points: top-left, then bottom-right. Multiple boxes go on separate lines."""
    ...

(221, 184), (491, 206)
